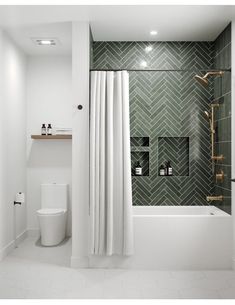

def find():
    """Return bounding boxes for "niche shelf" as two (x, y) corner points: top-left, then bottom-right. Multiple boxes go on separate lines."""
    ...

(31, 135), (72, 139)
(158, 137), (189, 177)
(131, 137), (149, 147)
(131, 137), (150, 176)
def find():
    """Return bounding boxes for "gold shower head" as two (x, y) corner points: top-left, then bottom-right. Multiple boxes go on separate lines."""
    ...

(194, 71), (224, 87)
(195, 75), (209, 87)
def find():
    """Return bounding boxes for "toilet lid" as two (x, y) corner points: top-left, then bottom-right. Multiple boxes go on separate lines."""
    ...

(37, 208), (66, 216)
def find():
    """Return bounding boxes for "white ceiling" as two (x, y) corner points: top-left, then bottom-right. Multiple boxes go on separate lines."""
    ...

(0, 5), (235, 55)
(7, 22), (72, 56)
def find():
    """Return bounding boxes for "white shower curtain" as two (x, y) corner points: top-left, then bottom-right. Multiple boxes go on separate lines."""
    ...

(90, 70), (133, 256)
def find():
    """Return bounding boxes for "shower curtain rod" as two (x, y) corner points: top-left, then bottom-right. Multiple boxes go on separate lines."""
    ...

(90, 68), (231, 72)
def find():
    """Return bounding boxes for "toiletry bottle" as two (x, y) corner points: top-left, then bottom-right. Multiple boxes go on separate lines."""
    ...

(47, 124), (52, 136)
(135, 161), (143, 176)
(41, 124), (46, 135)
(164, 161), (168, 176)
(167, 161), (173, 176)
(159, 165), (165, 176)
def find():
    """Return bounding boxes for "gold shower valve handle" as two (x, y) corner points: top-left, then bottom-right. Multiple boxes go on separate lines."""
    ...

(216, 170), (224, 183)
(212, 155), (224, 161)
(206, 195), (223, 202)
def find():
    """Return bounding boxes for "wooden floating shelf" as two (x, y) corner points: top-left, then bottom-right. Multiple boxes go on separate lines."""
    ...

(31, 135), (72, 139)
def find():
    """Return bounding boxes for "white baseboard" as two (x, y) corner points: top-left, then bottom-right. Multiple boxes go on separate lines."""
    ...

(27, 228), (40, 238)
(0, 230), (27, 262)
(71, 256), (89, 268)
(16, 230), (27, 245)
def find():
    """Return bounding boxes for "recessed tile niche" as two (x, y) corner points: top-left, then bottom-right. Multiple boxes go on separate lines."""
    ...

(131, 137), (149, 176)
(158, 137), (189, 177)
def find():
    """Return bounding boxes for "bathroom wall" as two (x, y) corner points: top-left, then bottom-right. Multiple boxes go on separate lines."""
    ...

(93, 41), (215, 206)
(214, 23), (232, 214)
(71, 22), (91, 268)
(26, 56), (72, 235)
(0, 30), (27, 259)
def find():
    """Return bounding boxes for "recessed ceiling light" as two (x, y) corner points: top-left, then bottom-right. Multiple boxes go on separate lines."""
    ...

(39, 40), (54, 45)
(145, 46), (153, 53)
(140, 60), (147, 68)
(31, 38), (59, 46)
(150, 30), (158, 36)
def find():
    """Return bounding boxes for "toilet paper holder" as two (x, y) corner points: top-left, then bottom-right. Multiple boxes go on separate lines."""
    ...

(14, 192), (25, 205)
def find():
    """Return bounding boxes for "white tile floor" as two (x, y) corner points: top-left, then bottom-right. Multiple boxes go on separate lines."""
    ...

(0, 237), (235, 299)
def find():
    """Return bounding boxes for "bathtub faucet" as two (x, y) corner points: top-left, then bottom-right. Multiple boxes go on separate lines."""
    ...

(206, 195), (223, 202)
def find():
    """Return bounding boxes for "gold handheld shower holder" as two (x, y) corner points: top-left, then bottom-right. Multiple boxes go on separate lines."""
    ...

(212, 155), (224, 161)
(210, 103), (224, 162)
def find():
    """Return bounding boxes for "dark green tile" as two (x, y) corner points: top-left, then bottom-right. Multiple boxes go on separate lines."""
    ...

(214, 44), (231, 70)
(214, 93), (231, 120)
(215, 117), (231, 142)
(215, 141), (231, 166)
(214, 23), (231, 55)
(222, 71), (231, 95)
(93, 31), (231, 213)
(214, 164), (231, 191)
(224, 23), (231, 47)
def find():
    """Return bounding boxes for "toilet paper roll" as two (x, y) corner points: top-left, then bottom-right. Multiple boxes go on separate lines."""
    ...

(15, 192), (25, 203)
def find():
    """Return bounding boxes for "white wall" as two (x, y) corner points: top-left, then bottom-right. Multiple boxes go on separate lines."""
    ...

(0, 30), (27, 260)
(26, 56), (72, 236)
(71, 22), (90, 267)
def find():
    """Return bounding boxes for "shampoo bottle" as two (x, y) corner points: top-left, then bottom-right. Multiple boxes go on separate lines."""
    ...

(41, 124), (46, 135)
(47, 124), (52, 136)
(159, 165), (165, 176)
(166, 161), (173, 176)
(135, 161), (143, 176)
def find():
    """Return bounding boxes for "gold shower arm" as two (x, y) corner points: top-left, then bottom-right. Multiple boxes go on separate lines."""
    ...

(204, 71), (224, 78)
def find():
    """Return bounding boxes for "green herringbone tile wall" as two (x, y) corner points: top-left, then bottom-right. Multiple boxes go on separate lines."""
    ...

(214, 24), (231, 214)
(92, 40), (218, 206)
(158, 137), (189, 176)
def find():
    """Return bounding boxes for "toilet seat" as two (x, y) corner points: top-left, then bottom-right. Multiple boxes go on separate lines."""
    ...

(37, 208), (66, 216)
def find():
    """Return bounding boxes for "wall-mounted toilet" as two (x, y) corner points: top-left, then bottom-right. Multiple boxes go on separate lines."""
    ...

(37, 183), (68, 246)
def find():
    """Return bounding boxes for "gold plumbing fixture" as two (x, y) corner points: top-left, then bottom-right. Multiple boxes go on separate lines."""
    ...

(215, 169), (224, 183)
(212, 155), (224, 161)
(198, 72), (225, 203)
(194, 71), (224, 87)
(204, 103), (224, 168)
(210, 103), (224, 162)
(206, 195), (223, 202)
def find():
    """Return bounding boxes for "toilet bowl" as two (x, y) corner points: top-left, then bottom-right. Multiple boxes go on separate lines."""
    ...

(37, 209), (67, 246)
(37, 183), (68, 246)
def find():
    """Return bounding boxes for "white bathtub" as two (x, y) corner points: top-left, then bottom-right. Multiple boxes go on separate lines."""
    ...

(89, 206), (232, 270)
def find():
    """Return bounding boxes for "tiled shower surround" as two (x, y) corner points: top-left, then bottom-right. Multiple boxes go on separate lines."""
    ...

(214, 24), (232, 214)
(92, 23), (231, 211)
